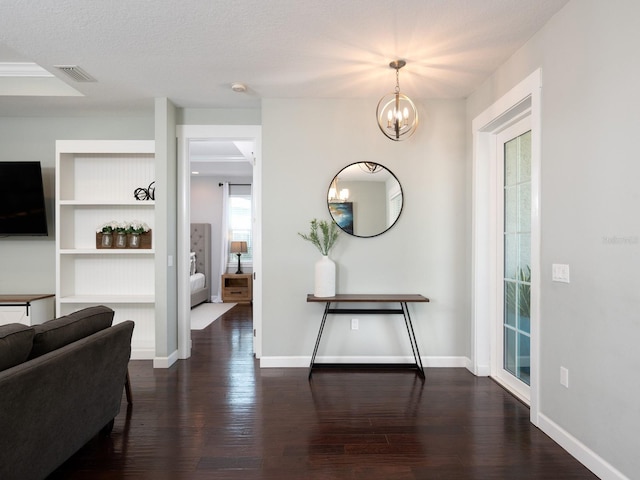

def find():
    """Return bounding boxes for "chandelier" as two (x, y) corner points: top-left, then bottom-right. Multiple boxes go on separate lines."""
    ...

(328, 177), (349, 203)
(358, 162), (383, 174)
(376, 60), (418, 141)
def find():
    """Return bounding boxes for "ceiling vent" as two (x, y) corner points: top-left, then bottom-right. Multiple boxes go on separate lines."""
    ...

(54, 65), (96, 82)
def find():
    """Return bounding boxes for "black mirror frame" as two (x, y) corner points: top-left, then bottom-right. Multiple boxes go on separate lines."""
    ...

(327, 162), (404, 238)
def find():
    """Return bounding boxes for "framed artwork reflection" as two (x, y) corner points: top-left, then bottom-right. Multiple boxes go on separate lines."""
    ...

(329, 202), (353, 235)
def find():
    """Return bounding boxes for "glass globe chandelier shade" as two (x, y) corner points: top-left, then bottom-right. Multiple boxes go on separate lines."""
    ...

(376, 60), (418, 141)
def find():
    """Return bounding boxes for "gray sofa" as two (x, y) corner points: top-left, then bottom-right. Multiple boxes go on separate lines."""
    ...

(0, 306), (134, 480)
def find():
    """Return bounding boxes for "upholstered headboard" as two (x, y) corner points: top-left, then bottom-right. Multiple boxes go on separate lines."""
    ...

(190, 223), (212, 284)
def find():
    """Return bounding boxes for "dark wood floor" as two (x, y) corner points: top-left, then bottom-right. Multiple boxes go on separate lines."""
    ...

(49, 304), (598, 479)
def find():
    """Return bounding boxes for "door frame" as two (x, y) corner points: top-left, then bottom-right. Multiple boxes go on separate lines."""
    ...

(471, 69), (541, 424)
(176, 124), (262, 360)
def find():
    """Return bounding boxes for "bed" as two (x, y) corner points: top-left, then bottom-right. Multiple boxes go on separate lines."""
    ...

(190, 223), (212, 308)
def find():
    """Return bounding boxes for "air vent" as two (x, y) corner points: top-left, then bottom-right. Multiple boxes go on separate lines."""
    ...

(54, 65), (96, 82)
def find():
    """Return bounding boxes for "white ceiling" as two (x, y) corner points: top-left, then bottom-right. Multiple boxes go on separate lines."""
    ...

(0, 1), (568, 174)
(0, 0), (568, 116)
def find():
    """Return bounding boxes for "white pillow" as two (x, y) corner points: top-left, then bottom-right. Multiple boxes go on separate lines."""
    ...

(190, 252), (197, 275)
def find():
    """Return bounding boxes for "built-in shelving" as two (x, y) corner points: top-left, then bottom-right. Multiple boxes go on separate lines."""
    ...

(55, 140), (156, 359)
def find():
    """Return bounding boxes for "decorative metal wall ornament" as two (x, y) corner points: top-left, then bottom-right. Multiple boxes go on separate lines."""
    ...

(134, 181), (155, 201)
(376, 60), (418, 141)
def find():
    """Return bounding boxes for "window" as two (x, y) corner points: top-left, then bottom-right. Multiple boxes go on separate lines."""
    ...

(228, 185), (252, 265)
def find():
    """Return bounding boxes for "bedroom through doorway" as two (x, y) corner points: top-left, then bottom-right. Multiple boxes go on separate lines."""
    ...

(177, 125), (262, 361)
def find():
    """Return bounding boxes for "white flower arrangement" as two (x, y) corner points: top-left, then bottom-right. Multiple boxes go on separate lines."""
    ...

(97, 220), (119, 234)
(126, 220), (151, 235)
(96, 220), (150, 234)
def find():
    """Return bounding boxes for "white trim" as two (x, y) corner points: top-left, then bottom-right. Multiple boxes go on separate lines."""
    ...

(538, 414), (630, 480)
(260, 355), (468, 369)
(153, 350), (179, 368)
(130, 348), (155, 360)
(471, 68), (542, 424)
(0, 62), (54, 77)
(176, 125), (262, 360)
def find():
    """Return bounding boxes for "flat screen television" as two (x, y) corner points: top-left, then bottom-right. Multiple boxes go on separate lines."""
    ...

(0, 161), (49, 236)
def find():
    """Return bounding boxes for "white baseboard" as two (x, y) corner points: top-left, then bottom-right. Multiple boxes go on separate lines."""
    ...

(130, 348), (154, 360)
(260, 356), (309, 368)
(260, 355), (468, 369)
(538, 413), (629, 480)
(153, 349), (179, 369)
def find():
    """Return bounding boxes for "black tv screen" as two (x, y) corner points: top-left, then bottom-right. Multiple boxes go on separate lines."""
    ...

(0, 161), (49, 236)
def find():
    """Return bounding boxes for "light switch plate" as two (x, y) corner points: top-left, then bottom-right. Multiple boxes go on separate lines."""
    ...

(552, 264), (570, 283)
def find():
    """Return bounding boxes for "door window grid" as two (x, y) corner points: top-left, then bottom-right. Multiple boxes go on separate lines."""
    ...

(503, 130), (531, 385)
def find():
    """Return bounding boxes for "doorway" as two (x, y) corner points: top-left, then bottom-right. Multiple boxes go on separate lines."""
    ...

(471, 69), (540, 423)
(176, 125), (262, 361)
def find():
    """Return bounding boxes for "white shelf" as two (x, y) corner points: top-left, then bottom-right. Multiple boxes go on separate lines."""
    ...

(59, 295), (155, 304)
(60, 249), (155, 255)
(60, 200), (155, 206)
(56, 140), (156, 359)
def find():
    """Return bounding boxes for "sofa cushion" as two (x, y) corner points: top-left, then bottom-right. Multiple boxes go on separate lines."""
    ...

(0, 323), (35, 372)
(28, 305), (114, 359)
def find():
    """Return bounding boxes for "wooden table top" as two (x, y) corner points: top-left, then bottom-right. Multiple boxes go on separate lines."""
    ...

(307, 294), (429, 303)
(0, 294), (55, 303)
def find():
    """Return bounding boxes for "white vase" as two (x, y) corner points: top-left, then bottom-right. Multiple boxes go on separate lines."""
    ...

(314, 255), (336, 297)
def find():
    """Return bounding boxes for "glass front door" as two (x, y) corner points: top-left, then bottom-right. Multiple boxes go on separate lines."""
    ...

(494, 119), (532, 403)
(503, 130), (531, 386)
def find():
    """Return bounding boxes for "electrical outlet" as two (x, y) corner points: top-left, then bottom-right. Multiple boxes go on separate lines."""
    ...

(351, 318), (359, 330)
(560, 366), (569, 388)
(552, 264), (570, 283)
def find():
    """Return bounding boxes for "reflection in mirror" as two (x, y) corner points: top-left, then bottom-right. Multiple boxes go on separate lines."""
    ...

(327, 162), (403, 238)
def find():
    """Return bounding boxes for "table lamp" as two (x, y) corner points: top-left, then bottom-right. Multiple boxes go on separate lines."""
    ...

(230, 241), (248, 274)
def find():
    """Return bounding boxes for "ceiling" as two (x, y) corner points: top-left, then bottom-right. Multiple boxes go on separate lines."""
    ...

(0, 1), (568, 174)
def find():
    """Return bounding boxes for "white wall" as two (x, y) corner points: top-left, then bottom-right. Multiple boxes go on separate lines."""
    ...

(154, 98), (178, 365)
(467, 1), (640, 478)
(261, 98), (468, 363)
(0, 116), (153, 295)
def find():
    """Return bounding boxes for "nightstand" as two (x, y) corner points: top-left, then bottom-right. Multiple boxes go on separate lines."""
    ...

(221, 274), (252, 303)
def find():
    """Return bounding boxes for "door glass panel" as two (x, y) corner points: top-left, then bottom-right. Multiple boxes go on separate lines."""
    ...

(505, 142), (518, 185)
(517, 280), (531, 333)
(504, 281), (517, 328)
(504, 328), (516, 376)
(518, 233), (531, 273)
(505, 186), (517, 232)
(518, 183), (531, 232)
(518, 131), (532, 183)
(517, 331), (531, 383)
(503, 130), (531, 386)
(504, 234), (517, 280)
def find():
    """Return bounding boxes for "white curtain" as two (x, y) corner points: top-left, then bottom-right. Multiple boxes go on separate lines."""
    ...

(214, 182), (230, 303)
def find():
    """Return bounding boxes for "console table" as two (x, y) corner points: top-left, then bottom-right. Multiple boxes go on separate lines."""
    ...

(0, 294), (55, 326)
(306, 293), (429, 379)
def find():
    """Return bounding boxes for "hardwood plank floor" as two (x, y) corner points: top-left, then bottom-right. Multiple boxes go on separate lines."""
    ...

(49, 304), (598, 479)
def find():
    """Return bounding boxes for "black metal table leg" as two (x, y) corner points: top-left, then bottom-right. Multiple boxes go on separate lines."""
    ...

(402, 302), (425, 378)
(309, 301), (331, 379)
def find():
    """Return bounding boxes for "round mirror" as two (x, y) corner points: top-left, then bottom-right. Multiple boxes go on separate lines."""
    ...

(327, 162), (403, 238)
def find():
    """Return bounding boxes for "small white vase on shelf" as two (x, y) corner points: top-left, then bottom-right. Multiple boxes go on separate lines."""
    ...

(314, 255), (336, 297)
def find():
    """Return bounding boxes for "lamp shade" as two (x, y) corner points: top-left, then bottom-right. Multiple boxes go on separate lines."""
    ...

(230, 241), (248, 254)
